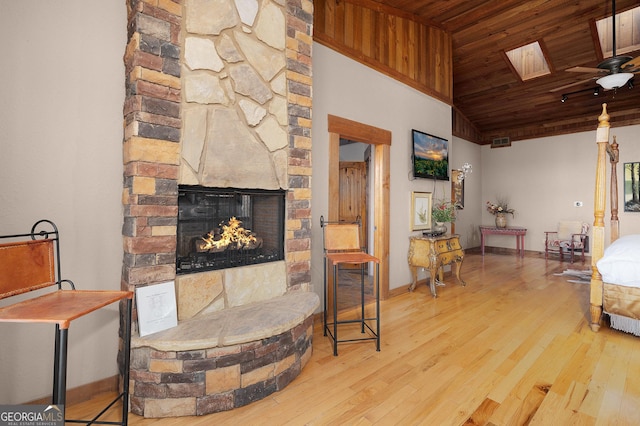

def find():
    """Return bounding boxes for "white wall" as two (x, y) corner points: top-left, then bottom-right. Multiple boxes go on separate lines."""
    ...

(451, 136), (483, 248)
(0, 1), (126, 403)
(311, 43), (482, 295)
(480, 123), (640, 252)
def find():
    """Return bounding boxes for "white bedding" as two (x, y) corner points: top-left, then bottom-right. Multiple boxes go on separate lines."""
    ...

(596, 234), (640, 288)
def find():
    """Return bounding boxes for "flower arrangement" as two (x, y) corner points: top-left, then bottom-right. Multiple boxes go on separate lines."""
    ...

(486, 200), (515, 216)
(432, 199), (457, 223)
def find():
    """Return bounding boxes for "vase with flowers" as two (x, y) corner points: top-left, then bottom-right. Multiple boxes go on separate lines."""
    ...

(486, 200), (515, 228)
(431, 199), (457, 234)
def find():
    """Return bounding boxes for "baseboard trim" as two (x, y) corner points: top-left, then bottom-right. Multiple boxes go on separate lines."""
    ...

(389, 283), (412, 297)
(26, 375), (118, 406)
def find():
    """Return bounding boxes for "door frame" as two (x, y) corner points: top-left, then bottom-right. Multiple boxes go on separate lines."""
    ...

(327, 114), (391, 300)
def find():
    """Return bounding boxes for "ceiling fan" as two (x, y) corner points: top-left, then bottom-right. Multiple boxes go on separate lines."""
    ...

(561, 0), (640, 91)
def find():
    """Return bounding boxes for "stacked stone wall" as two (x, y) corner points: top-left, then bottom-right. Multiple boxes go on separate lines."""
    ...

(284, 0), (313, 290)
(130, 315), (314, 417)
(123, 0), (182, 289)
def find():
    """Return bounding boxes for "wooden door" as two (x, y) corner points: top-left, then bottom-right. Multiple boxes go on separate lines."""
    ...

(339, 161), (368, 251)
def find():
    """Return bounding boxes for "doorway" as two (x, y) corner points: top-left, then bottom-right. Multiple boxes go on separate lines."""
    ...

(327, 115), (390, 300)
(339, 159), (368, 256)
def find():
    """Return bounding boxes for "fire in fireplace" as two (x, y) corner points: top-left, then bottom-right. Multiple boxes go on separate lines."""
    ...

(176, 186), (285, 274)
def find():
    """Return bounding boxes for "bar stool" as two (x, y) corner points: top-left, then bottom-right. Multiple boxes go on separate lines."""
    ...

(0, 220), (133, 425)
(320, 216), (380, 356)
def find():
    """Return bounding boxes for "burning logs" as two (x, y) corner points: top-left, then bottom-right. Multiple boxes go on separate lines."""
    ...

(195, 217), (263, 253)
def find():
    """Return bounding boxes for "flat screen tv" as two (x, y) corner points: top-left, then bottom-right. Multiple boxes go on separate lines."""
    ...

(412, 129), (449, 181)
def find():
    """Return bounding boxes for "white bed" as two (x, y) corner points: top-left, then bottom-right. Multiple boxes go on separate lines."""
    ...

(595, 235), (640, 335)
(590, 104), (640, 336)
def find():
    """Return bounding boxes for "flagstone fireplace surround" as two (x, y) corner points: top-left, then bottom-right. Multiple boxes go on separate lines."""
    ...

(122, 0), (314, 416)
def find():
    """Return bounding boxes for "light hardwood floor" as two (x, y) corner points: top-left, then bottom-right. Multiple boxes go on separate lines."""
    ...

(66, 253), (640, 425)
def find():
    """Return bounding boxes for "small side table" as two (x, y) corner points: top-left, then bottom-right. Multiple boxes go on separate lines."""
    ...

(407, 234), (466, 297)
(479, 226), (527, 257)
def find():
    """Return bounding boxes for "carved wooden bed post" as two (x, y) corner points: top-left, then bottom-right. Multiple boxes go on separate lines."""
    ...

(590, 104), (609, 332)
(609, 135), (619, 242)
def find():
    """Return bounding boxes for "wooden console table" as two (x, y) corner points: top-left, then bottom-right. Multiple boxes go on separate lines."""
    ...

(408, 234), (466, 297)
(479, 226), (527, 257)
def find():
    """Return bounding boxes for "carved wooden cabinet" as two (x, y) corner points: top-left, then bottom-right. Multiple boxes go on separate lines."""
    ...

(408, 234), (466, 297)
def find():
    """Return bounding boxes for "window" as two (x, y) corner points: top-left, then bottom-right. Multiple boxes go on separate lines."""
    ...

(505, 41), (551, 81)
(596, 6), (640, 58)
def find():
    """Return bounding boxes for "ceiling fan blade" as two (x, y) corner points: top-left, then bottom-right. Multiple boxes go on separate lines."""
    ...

(566, 66), (607, 74)
(621, 56), (640, 73)
(549, 77), (598, 93)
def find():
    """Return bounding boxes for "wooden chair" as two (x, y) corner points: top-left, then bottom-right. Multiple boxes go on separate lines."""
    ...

(544, 220), (589, 263)
(0, 220), (133, 425)
(320, 216), (380, 356)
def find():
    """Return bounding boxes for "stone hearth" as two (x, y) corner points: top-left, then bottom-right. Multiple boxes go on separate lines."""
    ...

(129, 291), (318, 417)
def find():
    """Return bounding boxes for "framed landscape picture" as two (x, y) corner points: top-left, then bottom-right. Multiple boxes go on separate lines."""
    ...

(411, 129), (449, 181)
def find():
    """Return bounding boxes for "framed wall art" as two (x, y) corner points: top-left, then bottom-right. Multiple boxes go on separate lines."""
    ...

(411, 129), (449, 181)
(411, 191), (432, 231)
(451, 169), (464, 209)
(624, 162), (640, 212)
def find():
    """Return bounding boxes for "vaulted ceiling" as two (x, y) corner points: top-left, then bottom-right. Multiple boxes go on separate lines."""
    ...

(369, 0), (640, 143)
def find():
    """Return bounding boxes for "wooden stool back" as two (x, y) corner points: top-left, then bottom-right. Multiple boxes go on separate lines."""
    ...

(0, 239), (56, 299)
(323, 223), (362, 252)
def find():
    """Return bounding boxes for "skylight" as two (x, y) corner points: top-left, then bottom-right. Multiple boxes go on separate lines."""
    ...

(505, 41), (550, 81)
(596, 6), (640, 58)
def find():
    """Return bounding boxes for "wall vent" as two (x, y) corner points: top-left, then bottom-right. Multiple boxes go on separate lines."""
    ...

(491, 137), (511, 148)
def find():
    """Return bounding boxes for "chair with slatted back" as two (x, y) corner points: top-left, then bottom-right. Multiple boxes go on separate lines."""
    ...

(0, 220), (133, 425)
(320, 216), (380, 356)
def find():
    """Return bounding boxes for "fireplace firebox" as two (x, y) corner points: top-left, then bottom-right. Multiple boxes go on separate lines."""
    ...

(176, 185), (285, 274)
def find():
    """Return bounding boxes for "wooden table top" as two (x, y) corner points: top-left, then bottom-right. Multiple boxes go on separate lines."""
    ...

(0, 290), (133, 329)
(479, 226), (527, 232)
(326, 251), (380, 266)
(411, 233), (460, 241)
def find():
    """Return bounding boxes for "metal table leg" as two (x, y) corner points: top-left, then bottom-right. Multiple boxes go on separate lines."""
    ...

(53, 326), (68, 407)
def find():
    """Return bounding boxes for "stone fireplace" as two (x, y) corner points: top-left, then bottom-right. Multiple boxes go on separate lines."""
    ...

(122, 0), (314, 416)
(122, 0), (312, 315)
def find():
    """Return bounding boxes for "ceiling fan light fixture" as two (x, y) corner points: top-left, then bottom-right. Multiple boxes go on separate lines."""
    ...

(596, 73), (634, 90)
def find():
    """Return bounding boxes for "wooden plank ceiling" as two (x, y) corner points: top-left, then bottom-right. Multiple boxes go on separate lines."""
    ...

(325, 0), (640, 144)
